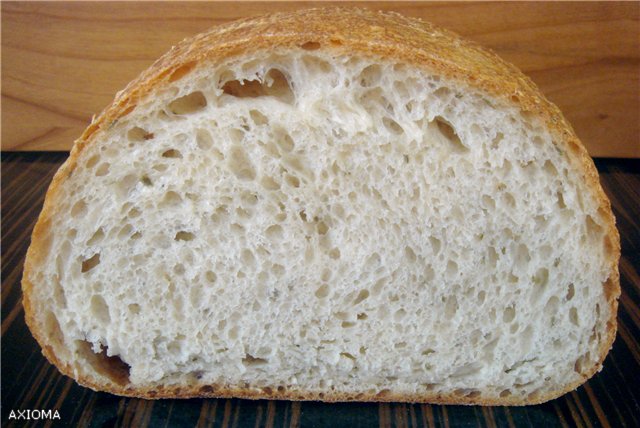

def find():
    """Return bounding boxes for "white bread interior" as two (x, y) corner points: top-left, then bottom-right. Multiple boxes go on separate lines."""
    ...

(26, 47), (616, 403)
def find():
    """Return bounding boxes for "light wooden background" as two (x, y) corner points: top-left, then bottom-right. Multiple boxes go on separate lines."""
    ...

(2, 2), (639, 157)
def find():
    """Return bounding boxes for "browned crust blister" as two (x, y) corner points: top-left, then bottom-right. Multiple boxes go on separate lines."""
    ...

(21, 7), (620, 405)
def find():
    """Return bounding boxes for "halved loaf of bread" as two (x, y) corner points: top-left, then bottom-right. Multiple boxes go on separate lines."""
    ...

(22, 8), (620, 405)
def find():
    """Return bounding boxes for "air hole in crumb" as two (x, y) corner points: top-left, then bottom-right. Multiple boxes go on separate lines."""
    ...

(482, 195), (496, 210)
(229, 327), (238, 340)
(477, 290), (486, 304)
(87, 228), (105, 246)
(118, 224), (133, 239)
(265, 224), (283, 240)
(241, 191), (258, 206)
(444, 296), (458, 319)
(242, 354), (268, 366)
(228, 146), (256, 181)
(574, 353), (589, 373)
(514, 244), (530, 268)
(236, 207), (252, 220)
(394, 308), (407, 321)
(557, 191), (567, 209)
(128, 303), (140, 314)
(205, 271), (217, 283)
(566, 283), (575, 301)
(340, 352), (356, 361)
(329, 248), (341, 260)
(90, 295), (110, 323)
(230, 223), (245, 234)
(422, 349), (436, 357)
(261, 176), (280, 190)
(175, 231), (195, 241)
(221, 69), (294, 103)
(455, 389), (481, 398)
(429, 237), (441, 254)
(504, 193), (516, 208)
(96, 162), (111, 177)
(86, 155), (100, 169)
(434, 116), (467, 152)
(503, 306), (516, 323)
(272, 264), (285, 277)
(76, 341), (130, 385)
(196, 129), (213, 150)
(71, 200), (87, 218)
(162, 149), (182, 159)
(531, 268), (549, 303)
(168, 91), (207, 115)
(585, 215), (603, 237)
(491, 132), (504, 148)
(446, 260), (458, 276)
(44, 312), (64, 347)
(200, 385), (214, 394)
(353, 289), (370, 305)
(249, 109), (269, 126)
(317, 221), (329, 235)
(359, 64), (382, 87)
(161, 191), (182, 207)
(500, 389), (512, 397)
(533, 267), (549, 287)
(241, 249), (256, 268)
(229, 128), (244, 144)
(405, 246), (417, 263)
(128, 127), (154, 142)
(544, 296), (560, 316)
(570, 307), (579, 326)
(335, 312), (349, 321)
(276, 131), (295, 152)
(304, 246), (314, 263)
(383, 117), (403, 134)
(543, 160), (558, 175)
(315, 284), (329, 299)
(81, 253), (101, 273)
(168, 61), (196, 82)
(433, 86), (451, 99)
(285, 174), (300, 188)
(141, 176), (152, 186)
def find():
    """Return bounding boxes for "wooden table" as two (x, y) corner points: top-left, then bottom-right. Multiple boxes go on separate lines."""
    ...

(2, 2), (639, 157)
(1, 152), (639, 427)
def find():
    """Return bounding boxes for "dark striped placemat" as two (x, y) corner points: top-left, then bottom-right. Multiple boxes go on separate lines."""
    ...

(2, 152), (639, 427)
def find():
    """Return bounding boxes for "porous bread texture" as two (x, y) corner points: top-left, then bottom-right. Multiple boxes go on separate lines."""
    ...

(23, 40), (619, 403)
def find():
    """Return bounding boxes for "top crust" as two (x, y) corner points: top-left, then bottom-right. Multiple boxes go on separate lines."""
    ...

(22, 7), (620, 405)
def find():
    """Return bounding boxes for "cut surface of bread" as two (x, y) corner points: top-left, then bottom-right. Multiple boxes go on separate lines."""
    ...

(22, 8), (620, 405)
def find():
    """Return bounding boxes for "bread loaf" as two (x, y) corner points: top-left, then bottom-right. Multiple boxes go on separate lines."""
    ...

(22, 8), (620, 405)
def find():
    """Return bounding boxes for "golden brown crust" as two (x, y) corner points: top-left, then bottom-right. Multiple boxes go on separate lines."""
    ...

(22, 7), (620, 405)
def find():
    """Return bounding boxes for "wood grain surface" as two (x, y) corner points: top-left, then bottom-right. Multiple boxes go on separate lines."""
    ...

(1, 152), (639, 427)
(2, 2), (639, 157)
